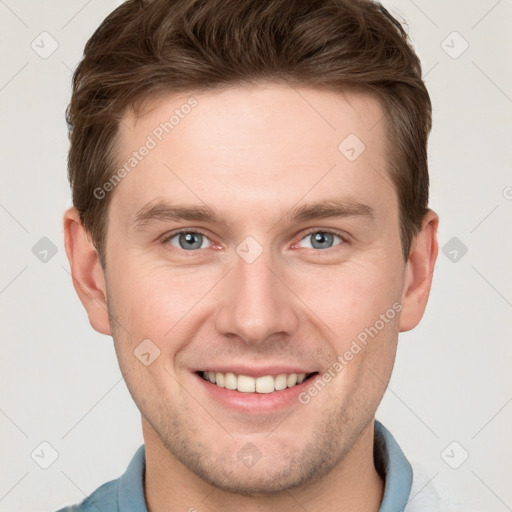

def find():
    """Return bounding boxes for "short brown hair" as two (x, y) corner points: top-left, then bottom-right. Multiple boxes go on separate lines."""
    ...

(66, 0), (432, 266)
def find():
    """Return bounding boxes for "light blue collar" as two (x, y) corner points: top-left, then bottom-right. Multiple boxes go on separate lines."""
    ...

(118, 443), (148, 511)
(375, 420), (413, 512)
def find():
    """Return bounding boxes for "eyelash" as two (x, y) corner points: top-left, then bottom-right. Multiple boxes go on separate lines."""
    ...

(161, 228), (348, 255)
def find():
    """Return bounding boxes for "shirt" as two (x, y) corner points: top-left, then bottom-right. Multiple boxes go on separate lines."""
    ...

(56, 421), (437, 512)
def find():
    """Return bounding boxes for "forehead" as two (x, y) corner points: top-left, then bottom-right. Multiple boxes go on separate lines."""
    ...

(122, 82), (386, 152)
(111, 82), (395, 225)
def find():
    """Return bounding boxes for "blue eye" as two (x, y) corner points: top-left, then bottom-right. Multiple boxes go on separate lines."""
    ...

(162, 228), (346, 254)
(165, 231), (212, 251)
(298, 230), (344, 250)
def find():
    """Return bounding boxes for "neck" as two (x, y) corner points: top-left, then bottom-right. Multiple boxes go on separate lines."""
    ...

(143, 419), (384, 512)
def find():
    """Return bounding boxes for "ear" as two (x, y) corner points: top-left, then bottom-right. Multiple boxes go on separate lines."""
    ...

(63, 207), (112, 335)
(399, 209), (439, 332)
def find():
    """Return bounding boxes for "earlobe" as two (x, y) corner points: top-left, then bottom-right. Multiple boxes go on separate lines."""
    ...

(399, 209), (439, 333)
(63, 207), (112, 336)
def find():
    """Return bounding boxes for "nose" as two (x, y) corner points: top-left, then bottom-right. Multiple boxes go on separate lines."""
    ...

(214, 246), (300, 346)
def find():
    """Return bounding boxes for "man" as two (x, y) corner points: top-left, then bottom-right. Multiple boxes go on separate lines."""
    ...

(59, 0), (439, 510)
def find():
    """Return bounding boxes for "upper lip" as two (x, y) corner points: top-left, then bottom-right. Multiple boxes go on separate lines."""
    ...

(194, 365), (317, 378)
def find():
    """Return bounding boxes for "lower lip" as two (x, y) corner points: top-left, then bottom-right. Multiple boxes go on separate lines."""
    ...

(194, 372), (320, 413)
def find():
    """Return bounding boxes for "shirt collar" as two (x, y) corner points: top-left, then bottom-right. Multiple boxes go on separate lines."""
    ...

(118, 420), (412, 511)
(118, 443), (148, 511)
(374, 420), (413, 512)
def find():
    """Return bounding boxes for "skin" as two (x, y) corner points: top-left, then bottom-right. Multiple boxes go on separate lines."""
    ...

(64, 82), (438, 512)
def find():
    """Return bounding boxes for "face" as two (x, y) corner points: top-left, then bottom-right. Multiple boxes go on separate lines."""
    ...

(101, 83), (407, 494)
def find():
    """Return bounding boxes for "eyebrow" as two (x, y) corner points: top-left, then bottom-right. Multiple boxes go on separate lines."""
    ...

(132, 198), (375, 231)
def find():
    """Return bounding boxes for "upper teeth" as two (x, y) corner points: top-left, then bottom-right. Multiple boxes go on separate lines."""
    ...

(202, 371), (308, 393)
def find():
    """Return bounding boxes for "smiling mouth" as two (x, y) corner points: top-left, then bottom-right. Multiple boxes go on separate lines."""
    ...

(197, 371), (319, 393)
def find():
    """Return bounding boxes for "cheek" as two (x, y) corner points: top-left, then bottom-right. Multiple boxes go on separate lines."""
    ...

(107, 259), (220, 342)
(292, 258), (403, 341)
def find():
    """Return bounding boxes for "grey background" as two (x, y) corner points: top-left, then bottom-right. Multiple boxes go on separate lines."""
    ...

(1, 0), (511, 510)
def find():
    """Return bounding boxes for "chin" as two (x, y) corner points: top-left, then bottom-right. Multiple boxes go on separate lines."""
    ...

(167, 436), (338, 497)
(191, 462), (322, 496)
